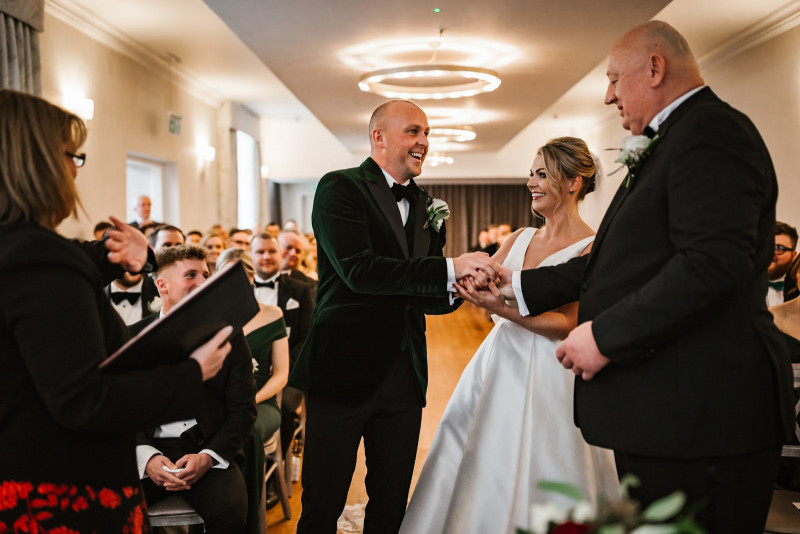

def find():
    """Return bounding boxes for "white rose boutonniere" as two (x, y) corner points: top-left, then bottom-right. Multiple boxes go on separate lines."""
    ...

(147, 296), (162, 314)
(423, 194), (450, 232)
(610, 134), (661, 188)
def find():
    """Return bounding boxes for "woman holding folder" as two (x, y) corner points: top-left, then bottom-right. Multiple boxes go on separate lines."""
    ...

(0, 89), (231, 532)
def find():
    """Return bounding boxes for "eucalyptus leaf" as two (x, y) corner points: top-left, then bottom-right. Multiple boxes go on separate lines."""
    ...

(536, 480), (585, 502)
(596, 525), (626, 534)
(619, 473), (640, 499)
(630, 524), (679, 534)
(642, 492), (686, 522)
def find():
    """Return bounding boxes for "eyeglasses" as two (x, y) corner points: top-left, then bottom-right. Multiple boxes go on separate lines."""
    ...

(65, 151), (86, 168)
(775, 244), (795, 255)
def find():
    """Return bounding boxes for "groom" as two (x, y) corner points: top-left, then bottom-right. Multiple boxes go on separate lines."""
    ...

(288, 99), (497, 533)
(500, 21), (794, 532)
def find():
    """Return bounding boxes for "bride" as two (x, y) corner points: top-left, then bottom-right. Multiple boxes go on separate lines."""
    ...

(399, 137), (618, 534)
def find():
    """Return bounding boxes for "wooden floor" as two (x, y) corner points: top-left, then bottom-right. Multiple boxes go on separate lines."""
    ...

(266, 302), (493, 533)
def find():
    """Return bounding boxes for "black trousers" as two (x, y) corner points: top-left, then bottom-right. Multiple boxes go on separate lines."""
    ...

(296, 351), (423, 534)
(142, 437), (247, 534)
(614, 442), (782, 533)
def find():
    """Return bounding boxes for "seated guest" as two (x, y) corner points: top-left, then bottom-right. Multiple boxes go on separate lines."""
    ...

(228, 227), (252, 251)
(149, 224), (185, 252)
(187, 229), (203, 244)
(251, 233), (314, 455)
(93, 220), (113, 240)
(133, 244), (256, 534)
(139, 221), (159, 240)
(768, 221), (798, 306)
(105, 271), (160, 325)
(218, 247), (289, 534)
(278, 231), (317, 291)
(772, 259), (800, 364)
(265, 221), (281, 239)
(301, 233), (318, 281)
(0, 89), (230, 532)
(203, 232), (226, 274)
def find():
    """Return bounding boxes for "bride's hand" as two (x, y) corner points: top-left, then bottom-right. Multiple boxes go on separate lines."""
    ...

(455, 277), (506, 314)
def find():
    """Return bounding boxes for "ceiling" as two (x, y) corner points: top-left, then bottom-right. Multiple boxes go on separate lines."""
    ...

(50, 0), (795, 159)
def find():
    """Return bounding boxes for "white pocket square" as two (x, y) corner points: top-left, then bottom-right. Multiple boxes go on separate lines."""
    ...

(286, 298), (300, 310)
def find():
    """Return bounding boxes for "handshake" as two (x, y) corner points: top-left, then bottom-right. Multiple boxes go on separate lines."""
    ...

(452, 252), (514, 309)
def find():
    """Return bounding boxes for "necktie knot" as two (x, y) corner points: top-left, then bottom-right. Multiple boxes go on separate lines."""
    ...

(111, 292), (140, 305)
(255, 280), (276, 289)
(643, 125), (657, 139)
(391, 180), (419, 203)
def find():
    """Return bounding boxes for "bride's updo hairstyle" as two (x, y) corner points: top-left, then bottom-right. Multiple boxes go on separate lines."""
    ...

(536, 136), (598, 210)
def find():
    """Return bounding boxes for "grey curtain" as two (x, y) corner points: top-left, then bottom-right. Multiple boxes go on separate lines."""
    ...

(0, 0), (43, 94)
(422, 183), (539, 257)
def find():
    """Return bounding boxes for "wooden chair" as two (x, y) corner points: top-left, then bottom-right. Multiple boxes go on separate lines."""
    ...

(264, 428), (292, 523)
(285, 396), (306, 497)
(148, 494), (204, 532)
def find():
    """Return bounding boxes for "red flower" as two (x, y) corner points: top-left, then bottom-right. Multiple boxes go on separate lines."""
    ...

(552, 521), (594, 534)
(127, 504), (145, 534)
(99, 488), (121, 509)
(0, 520), (8, 533)
(0, 482), (18, 511)
(49, 527), (80, 534)
(122, 486), (135, 499)
(71, 496), (88, 513)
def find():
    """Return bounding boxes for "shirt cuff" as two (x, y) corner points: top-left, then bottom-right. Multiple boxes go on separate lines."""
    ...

(512, 270), (531, 317)
(200, 449), (229, 469)
(445, 258), (456, 292)
(136, 445), (162, 479)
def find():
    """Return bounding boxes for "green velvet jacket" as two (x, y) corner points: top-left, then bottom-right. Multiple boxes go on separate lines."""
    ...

(288, 158), (459, 405)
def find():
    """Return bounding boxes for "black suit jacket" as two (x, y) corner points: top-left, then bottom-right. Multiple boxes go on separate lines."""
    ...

(104, 275), (159, 324)
(131, 315), (257, 464)
(288, 158), (459, 404)
(275, 274), (314, 369)
(0, 224), (203, 486)
(521, 88), (794, 458)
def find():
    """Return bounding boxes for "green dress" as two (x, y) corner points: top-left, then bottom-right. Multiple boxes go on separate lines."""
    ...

(241, 317), (288, 534)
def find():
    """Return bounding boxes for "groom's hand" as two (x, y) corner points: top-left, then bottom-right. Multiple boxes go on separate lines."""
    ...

(556, 321), (610, 380)
(453, 252), (499, 287)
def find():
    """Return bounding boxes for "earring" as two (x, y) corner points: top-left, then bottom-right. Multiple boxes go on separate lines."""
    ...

(569, 190), (575, 196)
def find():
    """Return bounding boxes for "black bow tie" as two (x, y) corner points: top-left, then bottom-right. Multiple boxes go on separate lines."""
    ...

(643, 126), (657, 139)
(255, 280), (276, 289)
(391, 180), (419, 203)
(110, 292), (140, 305)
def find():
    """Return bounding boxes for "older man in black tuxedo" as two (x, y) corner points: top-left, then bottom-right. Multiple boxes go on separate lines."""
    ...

(132, 245), (256, 533)
(493, 21), (794, 532)
(289, 100), (497, 533)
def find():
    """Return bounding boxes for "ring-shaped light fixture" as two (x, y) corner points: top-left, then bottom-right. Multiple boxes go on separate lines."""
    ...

(429, 126), (477, 143)
(359, 65), (501, 100)
(426, 152), (455, 167)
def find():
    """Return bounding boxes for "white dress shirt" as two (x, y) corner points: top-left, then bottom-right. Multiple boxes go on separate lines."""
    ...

(109, 279), (144, 326)
(254, 273), (280, 306)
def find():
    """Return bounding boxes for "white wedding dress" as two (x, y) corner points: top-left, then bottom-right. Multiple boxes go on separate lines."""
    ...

(399, 228), (619, 534)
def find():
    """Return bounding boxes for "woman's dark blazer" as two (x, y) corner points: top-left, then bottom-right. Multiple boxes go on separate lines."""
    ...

(0, 222), (203, 486)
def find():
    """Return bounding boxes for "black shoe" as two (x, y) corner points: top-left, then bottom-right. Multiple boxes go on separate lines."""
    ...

(265, 479), (280, 510)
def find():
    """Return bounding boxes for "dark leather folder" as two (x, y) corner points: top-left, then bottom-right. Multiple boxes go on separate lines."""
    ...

(100, 260), (258, 372)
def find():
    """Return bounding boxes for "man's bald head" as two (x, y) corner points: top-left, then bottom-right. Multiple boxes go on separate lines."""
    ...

(605, 21), (704, 134)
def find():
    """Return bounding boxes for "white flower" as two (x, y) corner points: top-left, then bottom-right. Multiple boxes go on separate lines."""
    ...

(572, 501), (595, 523)
(616, 135), (652, 167)
(147, 296), (162, 314)
(424, 197), (450, 232)
(252, 358), (259, 372)
(528, 502), (568, 534)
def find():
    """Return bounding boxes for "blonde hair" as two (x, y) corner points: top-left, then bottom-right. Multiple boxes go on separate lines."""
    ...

(217, 247), (255, 279)
(0, 90), (87, 228)
(534, 136), (597, 216)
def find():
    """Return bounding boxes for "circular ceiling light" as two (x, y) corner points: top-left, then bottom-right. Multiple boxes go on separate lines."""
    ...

(426, 152), (455, 167)
(359, 65), (501, 100)
(429, 126), (476, 143)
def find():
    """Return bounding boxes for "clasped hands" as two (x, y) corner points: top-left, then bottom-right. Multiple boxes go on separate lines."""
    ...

(144, 453), (213, 491)
(452, 252), (610, 381)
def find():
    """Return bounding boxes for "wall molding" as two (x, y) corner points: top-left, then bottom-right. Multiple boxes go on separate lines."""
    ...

(45, 0), (221, 107)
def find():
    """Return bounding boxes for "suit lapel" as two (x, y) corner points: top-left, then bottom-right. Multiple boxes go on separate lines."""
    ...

(363, 158), (409, 258)
(277, 275), (289, 308)
(410, 191), (430, 258)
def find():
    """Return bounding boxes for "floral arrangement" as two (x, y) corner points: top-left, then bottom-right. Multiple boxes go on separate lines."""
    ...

(519, 476), (705, 534)
(610, 135), (661, 188)
(422, 190), (450, 232)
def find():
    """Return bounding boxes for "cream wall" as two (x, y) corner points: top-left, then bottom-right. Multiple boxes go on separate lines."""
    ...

(41, 13), (222, 240)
